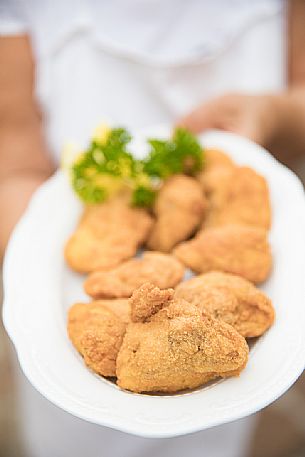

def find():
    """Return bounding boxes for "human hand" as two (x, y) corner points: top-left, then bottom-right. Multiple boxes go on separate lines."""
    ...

(177, 93), (279, 148)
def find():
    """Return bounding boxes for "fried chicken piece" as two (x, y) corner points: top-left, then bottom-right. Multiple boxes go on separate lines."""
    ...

(198, 148), (235, 192)
(203, 166), (271, 229)
(175, 271), (275, 337)
(146, 175), (207, 252)
(84, 252), (184, 299)
(68, 299), (130, 376)
(129, 282), (175, 323)
(173, 224), (272, 284)
(116, 283), (249, 393)
(65, 198), (153, 273)
(198, 151), (270, 229)
(200, 148), (235, 176)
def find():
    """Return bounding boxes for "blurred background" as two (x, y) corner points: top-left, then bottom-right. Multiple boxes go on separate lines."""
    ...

(1, 0), (305, 456)
(0, 152), (304, 457)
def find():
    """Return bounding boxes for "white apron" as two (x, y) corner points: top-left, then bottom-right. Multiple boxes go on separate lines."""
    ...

(1, 1), (285, 455)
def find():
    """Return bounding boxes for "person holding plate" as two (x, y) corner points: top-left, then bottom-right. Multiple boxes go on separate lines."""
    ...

(1, 1), (305, 456)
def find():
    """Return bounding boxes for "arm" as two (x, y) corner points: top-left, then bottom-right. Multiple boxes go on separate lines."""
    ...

(0, 36), (54, 257)
(178, 0), (305, 163)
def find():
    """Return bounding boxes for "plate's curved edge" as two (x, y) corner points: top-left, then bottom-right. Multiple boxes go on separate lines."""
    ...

(4, 336), (305, 439)
(2, 170), (65, 337)
(3, 129), (305, 437)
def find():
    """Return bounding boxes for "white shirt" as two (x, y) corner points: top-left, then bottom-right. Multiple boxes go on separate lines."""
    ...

(1, 0), (285, 160)
(1, 1), (285, 456)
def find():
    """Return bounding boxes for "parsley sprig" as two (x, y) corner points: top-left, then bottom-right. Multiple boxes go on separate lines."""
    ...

(72, 128), (135, 203)
(69, 126), (204, 207)
(143, 128), (204, 179)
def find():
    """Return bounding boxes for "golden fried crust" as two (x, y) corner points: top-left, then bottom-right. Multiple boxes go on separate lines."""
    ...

(68, 300), (130, 376)
(175, 272), (275, 337)
(64, 199), (154, 273)
(203, 166), (271, 230)
(147, 175), (207, 252)
(197, 149), (235, 191)
(116, 286), (249, 393)
(204, 149), (235, 170)
(129, 282), (175, 323)
(173, 224), (272, 284)
(100, 299), (131, 324)
(84, 252), (185, 299)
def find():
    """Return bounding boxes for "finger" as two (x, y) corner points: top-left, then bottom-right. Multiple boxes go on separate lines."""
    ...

(228, 122), (266, 146)
(176, 104), (219, 134)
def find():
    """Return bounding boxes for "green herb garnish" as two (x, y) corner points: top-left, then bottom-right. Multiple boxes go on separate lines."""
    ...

(143, 127), (204, 179)
(131, 185), (156, 207)
(71, 128), (136, 204)
(69, 126), (204, 207)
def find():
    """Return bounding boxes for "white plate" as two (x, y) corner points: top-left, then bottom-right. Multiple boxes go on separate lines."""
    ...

(3, 127), (305, 438)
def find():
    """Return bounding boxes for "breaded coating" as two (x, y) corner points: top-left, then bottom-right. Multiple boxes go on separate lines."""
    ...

(173, 224), (272, 284)
(116, 284), (248, 393)
(198, 148), (235, 192)
(68, 300), (130, 376)
(200, 148), (235, 175)
(101, 299), (131, 324)
(147, 175), (207, 252)
(175, 271), (275, 337)
(65, 198), (153, 273)
(84, 252), (185, 299)
(129, 282), (174, 323)
(203, 166), (271, 229)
